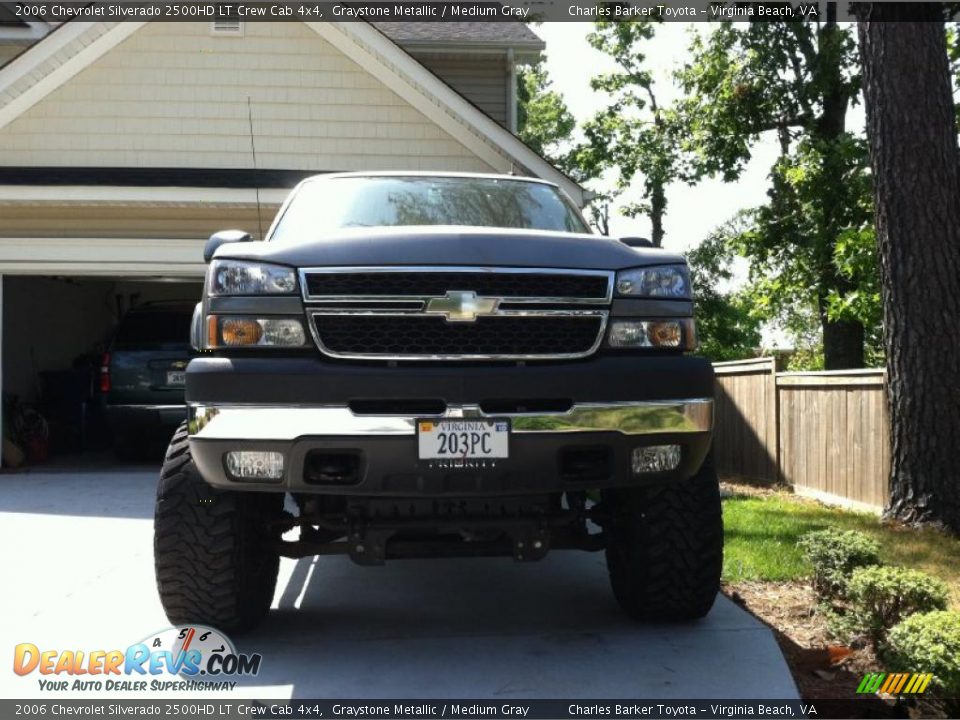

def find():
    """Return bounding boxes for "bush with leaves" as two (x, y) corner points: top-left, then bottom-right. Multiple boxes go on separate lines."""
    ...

(797, 528), (881, 599)
(847, 566), (948, 644)
(885, 611), (960, 701)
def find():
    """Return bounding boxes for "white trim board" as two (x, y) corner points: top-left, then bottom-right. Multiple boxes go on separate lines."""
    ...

(0, 236), (207, 276)
(0, 185), (288, 205)
(0, 21), (52, 42)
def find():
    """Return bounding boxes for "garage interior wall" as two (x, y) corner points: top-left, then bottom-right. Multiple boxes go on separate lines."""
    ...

(3, 276), (202, 404)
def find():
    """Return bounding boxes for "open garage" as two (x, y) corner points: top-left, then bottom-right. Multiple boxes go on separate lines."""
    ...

(0, 184), (280, 468)
(2, 275), (203, 463)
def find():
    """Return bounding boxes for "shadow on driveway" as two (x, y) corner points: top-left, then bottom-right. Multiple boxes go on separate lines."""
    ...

(238, 552), (800, 699)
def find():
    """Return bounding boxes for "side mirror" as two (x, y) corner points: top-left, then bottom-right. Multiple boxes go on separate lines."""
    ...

(204, 229), (252, 263)
(619, 236), (654, 249)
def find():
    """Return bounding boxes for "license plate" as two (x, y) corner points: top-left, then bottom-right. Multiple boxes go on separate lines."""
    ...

(166, 370), (186, 387)
(417, 419), (509, 459)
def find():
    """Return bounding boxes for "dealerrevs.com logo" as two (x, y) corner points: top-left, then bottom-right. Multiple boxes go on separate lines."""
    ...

(13, 625), (262, 692)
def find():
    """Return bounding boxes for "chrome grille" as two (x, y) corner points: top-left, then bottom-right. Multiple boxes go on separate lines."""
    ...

(303, 269), (610, 301)
(299, 266), (612, 361)
(313, 314), (605, 359)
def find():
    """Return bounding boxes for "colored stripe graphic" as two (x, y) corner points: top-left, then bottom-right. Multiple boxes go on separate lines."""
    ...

(914, 674), (933, 693)
(857, 673), (886, 694)
(858, 672), (932, 695)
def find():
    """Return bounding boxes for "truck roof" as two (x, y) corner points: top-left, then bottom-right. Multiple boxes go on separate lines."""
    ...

(299, 171), (559, 189)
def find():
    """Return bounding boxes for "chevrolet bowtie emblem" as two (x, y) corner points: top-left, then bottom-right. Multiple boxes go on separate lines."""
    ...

(424, 290), (499, 322)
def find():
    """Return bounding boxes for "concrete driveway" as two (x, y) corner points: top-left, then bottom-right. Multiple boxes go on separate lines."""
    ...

(0, 466), (798, 700)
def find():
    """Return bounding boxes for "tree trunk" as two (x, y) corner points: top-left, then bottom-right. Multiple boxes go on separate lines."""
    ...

(858, 7), (960, 532)
(816, 7), (866, 369)
(822, 316), (866, 370)
(650, 180), (665, 248)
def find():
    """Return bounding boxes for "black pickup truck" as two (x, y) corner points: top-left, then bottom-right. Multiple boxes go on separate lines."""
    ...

(154, 172), (721, 632)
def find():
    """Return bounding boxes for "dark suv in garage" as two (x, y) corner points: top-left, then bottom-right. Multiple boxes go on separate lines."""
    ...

(101, 302), (194, 460)
(154, 172), (721, 632)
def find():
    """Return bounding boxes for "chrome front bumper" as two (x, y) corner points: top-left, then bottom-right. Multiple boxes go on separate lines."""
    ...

(188, 399), (713, 441)
(186, 399), (713, 495)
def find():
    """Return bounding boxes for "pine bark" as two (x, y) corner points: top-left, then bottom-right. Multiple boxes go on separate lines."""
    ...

(858, 7), (960, 531)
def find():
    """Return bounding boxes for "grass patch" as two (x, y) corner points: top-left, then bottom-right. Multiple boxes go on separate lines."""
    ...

(722, 488), (960, 607)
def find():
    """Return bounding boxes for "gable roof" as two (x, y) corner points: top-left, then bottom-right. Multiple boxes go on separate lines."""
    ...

(0, 17), (585, 205)
(373, 21), (544, 57)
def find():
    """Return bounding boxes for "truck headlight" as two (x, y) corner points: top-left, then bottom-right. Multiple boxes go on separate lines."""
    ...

(616, 265), (690, 298)
(607, 319), (696, 350)
(209, 259), (297, 296)
(207, 316), (307, 348)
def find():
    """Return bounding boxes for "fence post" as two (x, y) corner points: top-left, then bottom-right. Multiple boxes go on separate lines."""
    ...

(769, 355), (781, 484)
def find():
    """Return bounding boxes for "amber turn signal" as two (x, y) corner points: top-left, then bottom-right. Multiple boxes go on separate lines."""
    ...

(207, 314), (219, 348)
(221, 318), (264, 346)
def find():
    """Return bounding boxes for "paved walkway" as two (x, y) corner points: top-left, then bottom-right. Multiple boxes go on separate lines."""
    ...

(0, 467), (798, 700)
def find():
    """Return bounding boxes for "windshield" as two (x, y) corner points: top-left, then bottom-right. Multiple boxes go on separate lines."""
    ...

(113, 310), (192, 350)
(269, 176), (590, 241)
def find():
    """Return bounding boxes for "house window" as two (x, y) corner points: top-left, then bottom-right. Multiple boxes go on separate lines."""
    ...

(211, 20), (243, 36)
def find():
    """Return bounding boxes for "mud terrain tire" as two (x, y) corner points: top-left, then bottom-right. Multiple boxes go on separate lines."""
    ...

(604, 457), (723, 621)
(154, 423), (282, 633)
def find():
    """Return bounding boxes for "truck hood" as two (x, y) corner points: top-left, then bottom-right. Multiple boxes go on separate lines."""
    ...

(214, 226), (684, 271)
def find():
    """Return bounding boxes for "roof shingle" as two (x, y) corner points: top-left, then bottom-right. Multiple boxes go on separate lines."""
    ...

(374, 21), (543, 50)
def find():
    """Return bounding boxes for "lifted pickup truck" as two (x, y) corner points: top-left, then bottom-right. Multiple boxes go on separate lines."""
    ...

(154, 172), (722, 633)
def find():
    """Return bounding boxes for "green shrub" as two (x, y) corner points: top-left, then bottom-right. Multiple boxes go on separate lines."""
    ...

(817, 601), (864, 644)
(847, 566), (949, 643)
(797, 528), (881, 598)
(885, 611), (960, 698)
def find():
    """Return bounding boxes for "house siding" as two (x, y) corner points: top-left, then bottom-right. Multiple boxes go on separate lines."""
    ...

(0, 203), (275, 239)
(414, 53), (508, 128)
(0, 22), (495, 173)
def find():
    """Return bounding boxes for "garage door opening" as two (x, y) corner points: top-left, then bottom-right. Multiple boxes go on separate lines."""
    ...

(2, 276), (203, 469)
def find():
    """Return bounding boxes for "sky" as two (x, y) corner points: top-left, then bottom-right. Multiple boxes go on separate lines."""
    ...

(535, 23), (782, 256)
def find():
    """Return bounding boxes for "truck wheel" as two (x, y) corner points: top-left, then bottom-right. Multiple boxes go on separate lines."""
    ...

(154, 423), (281, 633)
(603, 457), (723, 621)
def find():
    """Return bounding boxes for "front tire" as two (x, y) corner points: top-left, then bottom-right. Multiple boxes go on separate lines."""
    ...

(154, 423), (282, 633)
(603, 457), (723, 621)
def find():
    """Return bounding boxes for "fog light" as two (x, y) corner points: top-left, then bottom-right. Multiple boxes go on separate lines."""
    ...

(225, 451), (284, 481)
(632, 445), (681, 474)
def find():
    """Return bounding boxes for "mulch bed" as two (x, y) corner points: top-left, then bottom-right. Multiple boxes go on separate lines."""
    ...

(722, 581), (949, 719)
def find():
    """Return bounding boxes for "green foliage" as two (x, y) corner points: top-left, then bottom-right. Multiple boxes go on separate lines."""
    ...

(817, 601), (866, 644)
(578, 21), (680, 246)
(728, 134), (881, 363)
(685, 224), (762, 361)
(783, 333), (825, 371)
(676, 23), (859, 178)
(675, 21), (879, 368)
(847, 566), (949, 644)
(797, 528), (881, 599)
(516, 61), (577, 175)
(885, 611), (960, 697)
(721, 492), (960, 605)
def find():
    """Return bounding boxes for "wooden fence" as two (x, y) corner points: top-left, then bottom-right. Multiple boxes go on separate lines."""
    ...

(713, 358), (890, 512)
